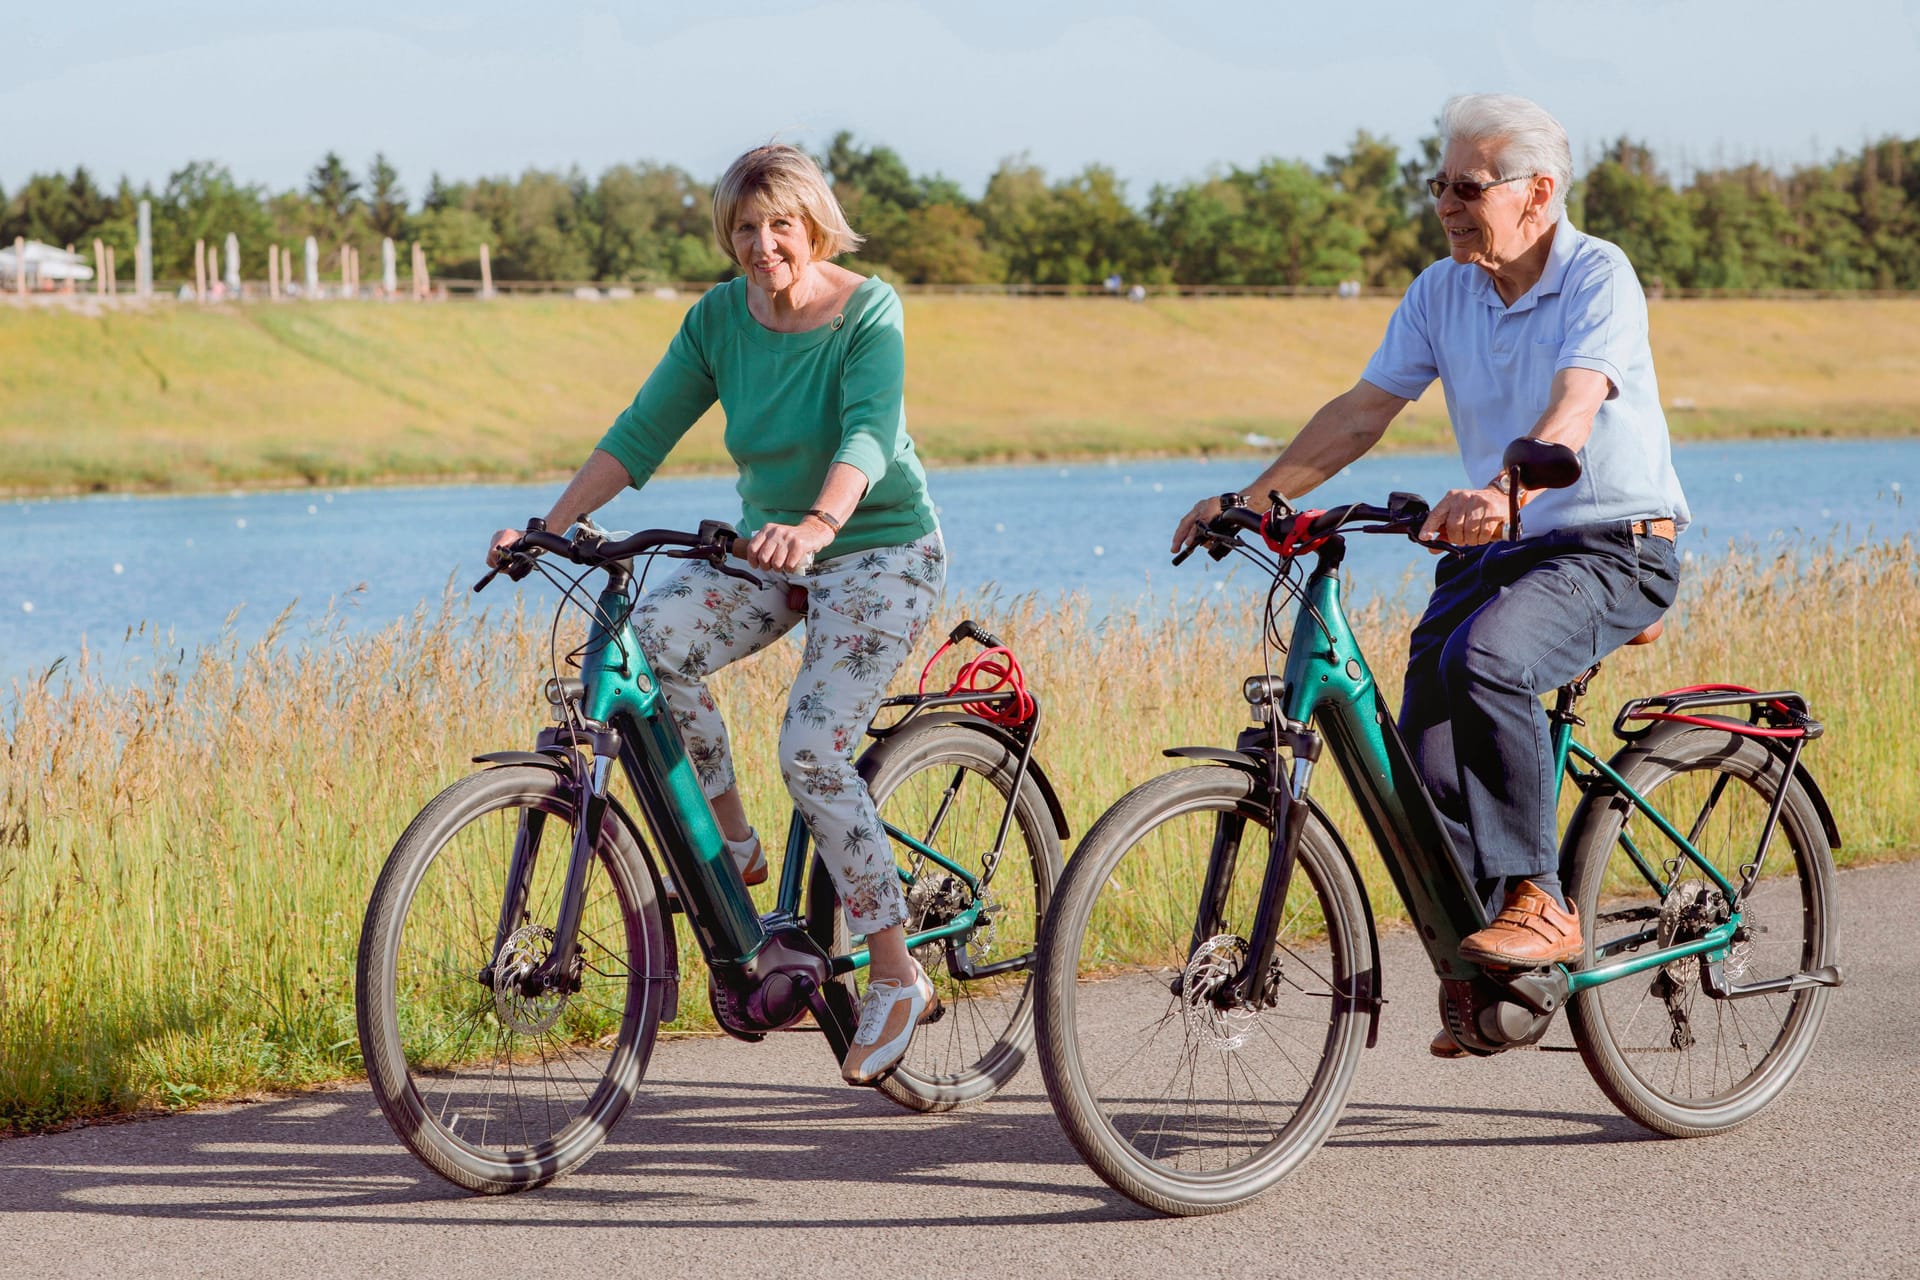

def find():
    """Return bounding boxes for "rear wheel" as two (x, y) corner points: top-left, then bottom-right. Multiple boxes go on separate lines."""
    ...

(356, 765), (669, 1192)
(1566, 727), (1837, 1137)
(807, 721), (1063, 1112)
(1035, 765), (1370, 1215)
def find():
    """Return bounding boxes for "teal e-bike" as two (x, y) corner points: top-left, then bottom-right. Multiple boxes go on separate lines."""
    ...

(1034, 439), (1842, 1215)
(356, 518), (1063, 1193)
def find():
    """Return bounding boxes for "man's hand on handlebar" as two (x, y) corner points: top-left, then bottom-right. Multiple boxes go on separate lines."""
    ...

(1171, 496), (1216, 556)
(486, 527), (526, 568)
(1171, 494), (1243, 556)
(1418, 485), (1508, 548)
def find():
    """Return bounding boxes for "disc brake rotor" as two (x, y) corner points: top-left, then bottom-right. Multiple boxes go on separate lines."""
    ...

(492, 924), (569, 1035)
(1180, 935), (1259, 1052)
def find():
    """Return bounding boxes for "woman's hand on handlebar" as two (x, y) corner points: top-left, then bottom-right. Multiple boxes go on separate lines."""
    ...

(1419, 486), (1508, 548)
(744, 519), (833, 574)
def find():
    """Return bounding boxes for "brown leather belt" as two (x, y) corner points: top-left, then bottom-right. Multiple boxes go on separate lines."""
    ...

(1632, 518), (1676, 542)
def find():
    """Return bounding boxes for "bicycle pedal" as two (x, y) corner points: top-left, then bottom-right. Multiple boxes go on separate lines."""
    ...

(919, 996), (945, 1026)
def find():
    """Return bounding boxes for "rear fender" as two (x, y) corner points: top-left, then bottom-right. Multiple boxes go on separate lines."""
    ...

(1570, 720), (1842, 853)
(863, 711), (1071, 839)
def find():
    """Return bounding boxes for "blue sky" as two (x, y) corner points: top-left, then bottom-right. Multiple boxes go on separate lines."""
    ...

(6, 1), (1917, 200)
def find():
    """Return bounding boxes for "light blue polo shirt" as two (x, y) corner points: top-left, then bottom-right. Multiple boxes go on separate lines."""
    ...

(1361, 221), (1690, 536)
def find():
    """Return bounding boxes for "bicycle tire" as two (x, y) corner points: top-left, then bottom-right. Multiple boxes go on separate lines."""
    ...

(355, 764), (670, 1193)
(1035, 765), (1370, 1215)
(806, 719), (1063, 1112)
(1565, 725), (1837, 1137)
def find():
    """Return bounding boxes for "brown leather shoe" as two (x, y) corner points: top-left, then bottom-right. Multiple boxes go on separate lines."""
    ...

(1458, 880), (1582, 967)
(1430, 1028), (1470, 1059)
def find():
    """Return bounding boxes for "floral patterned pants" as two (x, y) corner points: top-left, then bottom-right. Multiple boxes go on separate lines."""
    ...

(629, 531), (947, 932)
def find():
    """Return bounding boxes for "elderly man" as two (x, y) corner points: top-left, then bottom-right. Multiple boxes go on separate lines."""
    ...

(1173, 93), (1689, 1056)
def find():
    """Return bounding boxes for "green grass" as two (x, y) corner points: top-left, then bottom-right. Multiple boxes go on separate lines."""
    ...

(3, 538), (1916, 1131)
(4, 295), (1918, 495)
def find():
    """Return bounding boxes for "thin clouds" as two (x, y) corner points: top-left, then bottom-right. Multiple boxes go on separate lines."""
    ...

(2, 0), (1915, 196)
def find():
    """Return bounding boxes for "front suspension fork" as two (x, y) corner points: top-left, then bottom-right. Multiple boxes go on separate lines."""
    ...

(1235, 755), (1314, 1005)
(483, 737), (618, 997)
(1181, 747), (1316, 1008)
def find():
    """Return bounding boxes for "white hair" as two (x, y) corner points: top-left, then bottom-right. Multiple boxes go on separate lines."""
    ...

(1440, 93), (1573, 223)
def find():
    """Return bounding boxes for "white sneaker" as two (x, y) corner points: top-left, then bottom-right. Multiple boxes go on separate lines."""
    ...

(663, 830), (767, 901)
(841, 960), (939, 1085)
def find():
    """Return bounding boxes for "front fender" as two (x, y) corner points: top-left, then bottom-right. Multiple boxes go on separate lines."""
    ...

(472, 749), (583, 775)
(1163, 746), (1263, 773)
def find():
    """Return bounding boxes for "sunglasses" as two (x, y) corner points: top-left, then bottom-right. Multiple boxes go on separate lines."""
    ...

(1426, 174), (1533, 201)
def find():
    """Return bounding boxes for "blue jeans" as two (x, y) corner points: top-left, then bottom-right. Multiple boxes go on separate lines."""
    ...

(1397, 522), (1680, 884)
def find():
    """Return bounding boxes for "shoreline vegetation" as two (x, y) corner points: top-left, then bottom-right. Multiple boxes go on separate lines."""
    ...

(3, 539), (1918, 1133)
(5, 295), (1920, 498)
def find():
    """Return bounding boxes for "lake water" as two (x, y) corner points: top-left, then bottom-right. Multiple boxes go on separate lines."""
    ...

(2, 438), (1912, 683)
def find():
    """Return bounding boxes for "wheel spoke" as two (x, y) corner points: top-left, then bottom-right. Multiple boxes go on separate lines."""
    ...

(1039, 770), (1367, 1207)
(359, 772), (656, 1191)
(812, 726), (1060, 1110)
(1572, 732), (1832, 1131)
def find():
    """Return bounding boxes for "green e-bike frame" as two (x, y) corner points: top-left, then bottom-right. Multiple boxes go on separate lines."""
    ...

(1181, 517), (1839, 1056)
(480, 527), (1049, 1046)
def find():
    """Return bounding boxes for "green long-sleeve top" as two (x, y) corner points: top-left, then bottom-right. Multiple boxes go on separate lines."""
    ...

(596, 275), (937, 558)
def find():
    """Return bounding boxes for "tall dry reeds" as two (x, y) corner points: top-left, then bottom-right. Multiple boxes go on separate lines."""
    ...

(3, 539), (1915, 1130)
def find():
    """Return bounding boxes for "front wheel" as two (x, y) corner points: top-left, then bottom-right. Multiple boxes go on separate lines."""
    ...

(1566, 726), (1838, 1137)
(807, 720), (1064, 1112)
(1036, 765), (1371, 1216)
(355, 765), (670, 1193)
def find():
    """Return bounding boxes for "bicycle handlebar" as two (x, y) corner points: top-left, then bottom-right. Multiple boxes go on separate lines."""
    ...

(1174, 491), (1457, 568)
(474, 518), (760, 593)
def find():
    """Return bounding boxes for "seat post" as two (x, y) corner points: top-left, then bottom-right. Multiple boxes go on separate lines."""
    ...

(1550, 662), (1603, 728)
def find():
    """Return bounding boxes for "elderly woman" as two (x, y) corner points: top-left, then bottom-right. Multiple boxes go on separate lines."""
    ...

(489, 144), (944, 1085)
(1173, 94), (1689, 1056)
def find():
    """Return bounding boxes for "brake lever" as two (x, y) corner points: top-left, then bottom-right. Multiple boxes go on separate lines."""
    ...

(473, 550), (538, 592)
(675, 538), (763, 587)
(714, 562), (765, 587)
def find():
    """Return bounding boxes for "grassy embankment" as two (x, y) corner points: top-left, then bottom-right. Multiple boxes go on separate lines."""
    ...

(2, 294), (1918, 496)
(3, 539), (1916, 1131)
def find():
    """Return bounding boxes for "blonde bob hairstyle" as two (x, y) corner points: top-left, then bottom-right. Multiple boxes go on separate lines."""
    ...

(711, 144), (865, 267)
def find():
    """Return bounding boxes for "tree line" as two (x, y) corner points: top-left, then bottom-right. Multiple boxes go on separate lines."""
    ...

(5, 130), (1918, 291)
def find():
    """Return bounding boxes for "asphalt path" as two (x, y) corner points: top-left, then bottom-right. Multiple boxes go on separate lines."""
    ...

(4, 860), (1917, 1279)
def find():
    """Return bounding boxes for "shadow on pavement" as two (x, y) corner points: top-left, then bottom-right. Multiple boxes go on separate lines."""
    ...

(3, 1067), (1654, 1230)
(0, 1076), (1138, 1228)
